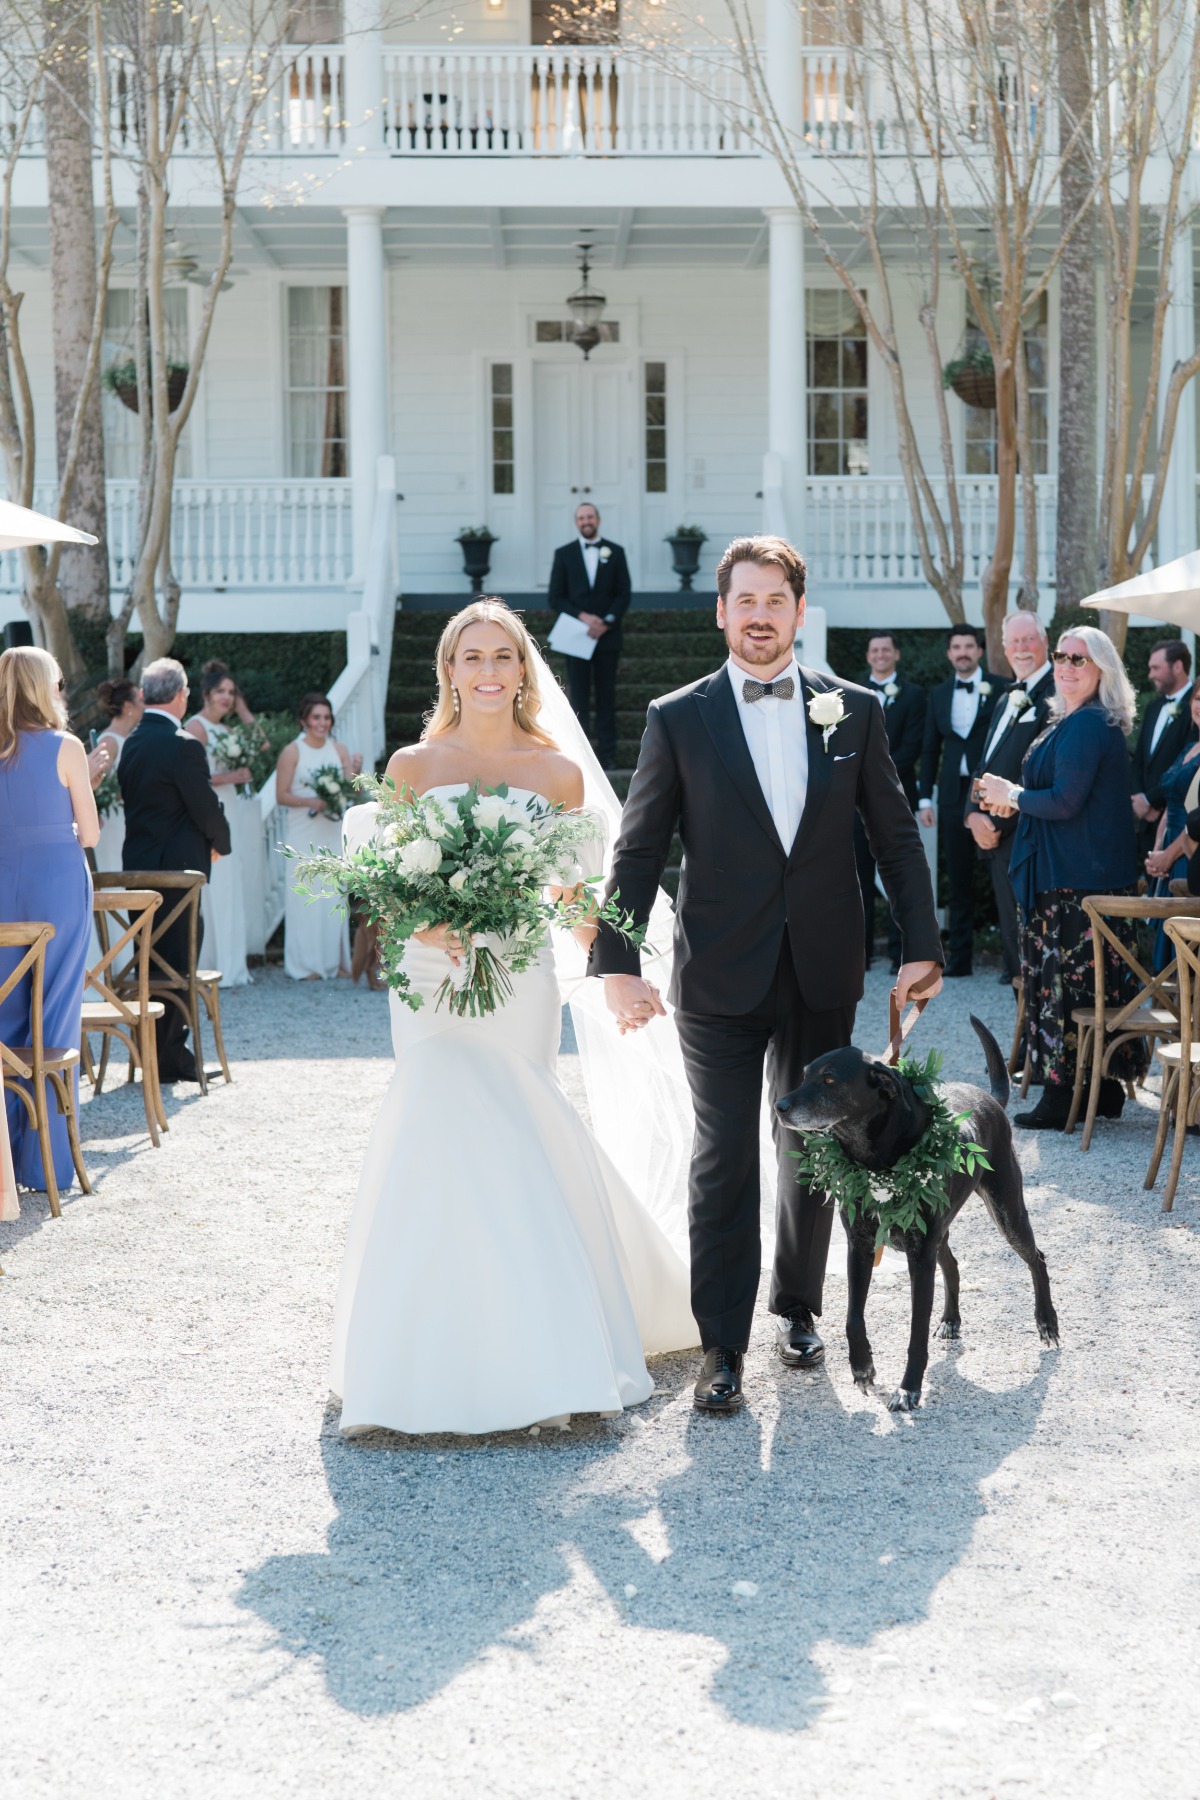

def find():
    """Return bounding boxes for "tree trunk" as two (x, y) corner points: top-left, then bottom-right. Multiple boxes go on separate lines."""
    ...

(42, 0), (109, 628)
(1055, 0), (1098, 616)
(981, 356), (1019, 668)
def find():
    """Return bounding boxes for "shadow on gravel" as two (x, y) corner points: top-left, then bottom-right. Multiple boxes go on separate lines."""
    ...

(236, 1358), (1053, 1731)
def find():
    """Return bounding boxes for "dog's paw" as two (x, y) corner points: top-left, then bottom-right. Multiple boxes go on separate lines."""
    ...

(888, 1387), (922, 1412)
(1038, 1323), (1061, 1348)
(852, 1364), (876, 1391)
(937, 1319), (962, 1341)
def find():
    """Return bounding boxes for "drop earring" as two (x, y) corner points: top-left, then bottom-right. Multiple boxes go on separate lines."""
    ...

(451, 685), (460, 715)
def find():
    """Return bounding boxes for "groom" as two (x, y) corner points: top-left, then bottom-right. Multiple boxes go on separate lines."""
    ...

(589, 535), (943, 1413)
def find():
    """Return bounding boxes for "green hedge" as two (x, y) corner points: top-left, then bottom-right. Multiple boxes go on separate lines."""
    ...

(70, 619), (347, 716)
(826, 621), (1170, 691)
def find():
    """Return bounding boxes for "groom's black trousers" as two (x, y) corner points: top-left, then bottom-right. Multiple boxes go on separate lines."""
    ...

(673, 932), (854, 1352)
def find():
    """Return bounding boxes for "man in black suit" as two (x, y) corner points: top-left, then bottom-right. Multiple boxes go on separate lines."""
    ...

(965, 611), (1055, 982)
(591, 535), (943, 1414)
(1130, 638), (1195, 865)
(918, 624), (1005, 977)
(853, 628), (927, 970)
(547, 502), (632, 770)
(119, 657), (231, 1082)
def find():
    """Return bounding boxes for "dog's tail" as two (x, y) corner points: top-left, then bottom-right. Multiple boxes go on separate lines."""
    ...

(969, 1014), (1010, 1107)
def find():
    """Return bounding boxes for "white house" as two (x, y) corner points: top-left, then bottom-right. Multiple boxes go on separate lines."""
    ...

(2, 0), (1198, 635)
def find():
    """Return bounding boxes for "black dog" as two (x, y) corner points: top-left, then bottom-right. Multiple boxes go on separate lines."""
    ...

(775, 1016), (1059, 1411)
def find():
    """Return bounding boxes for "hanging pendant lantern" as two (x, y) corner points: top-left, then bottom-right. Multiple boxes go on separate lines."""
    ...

(567, 239), (608, 360)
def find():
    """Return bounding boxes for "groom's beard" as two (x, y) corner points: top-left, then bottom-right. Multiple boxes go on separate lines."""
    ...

(730, 629), (788, 667)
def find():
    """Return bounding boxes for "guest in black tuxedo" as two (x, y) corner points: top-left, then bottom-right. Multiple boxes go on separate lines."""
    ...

(119, 657), (231, 1083)
(591, 536), (943, 1414)
(1130, 638), (1195, 865)
(853, 628), (927, 970)
(917, 625), (1005, 977)
(547, 503), (632, 770)
(965, 611), (1055, 982)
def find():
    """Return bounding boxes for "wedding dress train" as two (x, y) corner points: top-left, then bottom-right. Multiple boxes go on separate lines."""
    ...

(329, 785), (698, 1437)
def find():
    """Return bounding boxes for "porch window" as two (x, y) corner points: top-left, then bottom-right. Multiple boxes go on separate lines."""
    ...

(491, 364), (514, 495)
(964, 291), (1049, 475)
(644, 362), (667, 493)
(807, 288), (869, 476)
(286, 286), (348, 479)
(101, 288), (190, 480)
(286, 1), (342, 39)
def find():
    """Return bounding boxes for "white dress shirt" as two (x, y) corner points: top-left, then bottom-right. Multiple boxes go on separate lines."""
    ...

(949, 670), (982, 777)
(728, 655), (808, 851)
(1150, 680), (1192, 756)
(579, 536), (601, 589)
(987, 659), (1051, 752)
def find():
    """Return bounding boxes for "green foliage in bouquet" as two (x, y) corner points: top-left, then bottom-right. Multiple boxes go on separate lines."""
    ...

(285, 776), (643, 1018)
(209, 712), (301, 794)
(94, 769), (122, 821)
(788, 1048), (992, 1249)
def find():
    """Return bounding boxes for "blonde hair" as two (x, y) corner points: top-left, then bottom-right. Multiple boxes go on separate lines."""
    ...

(0, 646), (67, 764)
(424, 599), (557, 747)
(1048, 625), (1137, 735)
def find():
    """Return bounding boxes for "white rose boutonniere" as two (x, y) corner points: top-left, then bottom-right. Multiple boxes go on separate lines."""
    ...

(1010, 690), (1032, 713)
(1164, 700), (1182, 721)
(598, 545), (612, 562)
(883, 679), (900, 703)
(807, 687), (847, 752)
(979, 680), (993, 698)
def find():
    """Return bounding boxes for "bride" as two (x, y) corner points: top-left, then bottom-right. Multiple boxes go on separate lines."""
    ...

(329, 599), (698, 1436)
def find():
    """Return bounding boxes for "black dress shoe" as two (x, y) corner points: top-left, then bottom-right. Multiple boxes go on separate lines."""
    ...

(1014, 1086), (1072, 1130)
(775, 1311), (826, 1369)
(693, 1347), (745, 1413)
(159, 1054), (198, 1084)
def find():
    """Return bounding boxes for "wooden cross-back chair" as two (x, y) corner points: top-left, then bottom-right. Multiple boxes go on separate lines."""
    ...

(1144, 916), (1200, 1212)
(1067, 894), (1200, 1149)
(91, 871), (231, 1093)
(83, 889), (166, 1146)
(0, 922), (91, 1217)
(1008, 976), (1033, 1098)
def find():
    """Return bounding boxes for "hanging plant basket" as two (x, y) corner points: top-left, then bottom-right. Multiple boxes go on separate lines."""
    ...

(942, 343), (997, 411)
(103, 360), (189, 416)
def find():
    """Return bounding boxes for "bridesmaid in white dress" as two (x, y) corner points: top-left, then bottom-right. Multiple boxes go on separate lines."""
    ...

(185, 661), (252, 988)
(277, 692), (360, 981)
(330, 601), (697, 1437)
(91, 678), (144, 873)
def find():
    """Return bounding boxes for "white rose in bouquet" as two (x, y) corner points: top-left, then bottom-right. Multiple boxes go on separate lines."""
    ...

(398, 838), (443, 876)
(422, 802), (450, 839)
(474, 793), (524, 832)
(448, 868), (470, 892)
(506, 828), (536, 851)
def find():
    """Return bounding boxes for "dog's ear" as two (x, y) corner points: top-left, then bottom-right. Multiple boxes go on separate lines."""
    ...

(866, 1059), (900, 1096)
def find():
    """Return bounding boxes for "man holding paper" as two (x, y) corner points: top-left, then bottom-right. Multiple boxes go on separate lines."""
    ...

(547, 502), (632, 770)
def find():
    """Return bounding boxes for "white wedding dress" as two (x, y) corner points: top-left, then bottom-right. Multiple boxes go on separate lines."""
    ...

(193, 718), (250, 989)
(329, 784), (699, 1437)
(283, 735), (351, 981)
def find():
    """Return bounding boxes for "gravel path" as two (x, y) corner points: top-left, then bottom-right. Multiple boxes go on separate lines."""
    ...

(3, 966), (1198, 1798)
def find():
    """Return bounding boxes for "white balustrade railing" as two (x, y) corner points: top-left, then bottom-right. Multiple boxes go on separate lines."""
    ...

(803, 475), (1060, 588)
(381, 47), (755, 156)
(0, 479), (352, 594)
(250, 456), (397, 953)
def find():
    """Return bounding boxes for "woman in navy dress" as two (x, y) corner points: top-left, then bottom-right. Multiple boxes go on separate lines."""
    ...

(979, 625), (1146, 1131)
(0, 647), (99, 1193)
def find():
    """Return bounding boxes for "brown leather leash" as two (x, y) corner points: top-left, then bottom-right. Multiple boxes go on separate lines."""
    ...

(869, 984), (935, 1264)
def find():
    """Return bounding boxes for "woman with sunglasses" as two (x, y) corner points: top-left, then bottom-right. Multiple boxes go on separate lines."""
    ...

(978, 626), (1146, 1130)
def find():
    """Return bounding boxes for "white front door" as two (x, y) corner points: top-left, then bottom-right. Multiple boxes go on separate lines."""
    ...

(532, 357), (634, 587)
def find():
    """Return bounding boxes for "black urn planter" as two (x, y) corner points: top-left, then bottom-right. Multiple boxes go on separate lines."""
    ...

(666, 533), (705, 592)
(457, 533), (497, 595)
(109, 366), (189, 415)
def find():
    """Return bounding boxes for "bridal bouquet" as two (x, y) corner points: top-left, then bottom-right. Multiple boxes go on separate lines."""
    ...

(211, 721), (268, 796)
(94, 769), (121, 821)
(286, 777), (641, 1017)
(307, 763), (360, 821)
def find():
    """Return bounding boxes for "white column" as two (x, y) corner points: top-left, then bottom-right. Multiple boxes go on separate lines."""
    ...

(1156, 216), (1197, 564)
(343, 0), (385, 153)
(764, 206), (807, 551)
(344, 205), (389, 581)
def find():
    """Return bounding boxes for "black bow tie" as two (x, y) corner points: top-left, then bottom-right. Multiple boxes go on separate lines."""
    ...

(955, 679), (976, 692)
(743, 676), (795, 703)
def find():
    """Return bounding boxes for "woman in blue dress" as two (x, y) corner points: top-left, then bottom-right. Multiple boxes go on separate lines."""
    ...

(0, 647), (99, 1193)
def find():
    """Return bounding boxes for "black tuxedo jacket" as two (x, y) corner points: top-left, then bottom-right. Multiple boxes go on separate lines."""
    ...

(965, 664), (1055, 841)
(919, 673), (1007, 806)
(864, 676), (926, 806)
(1130, 690), (1196, 811)
(590, 666), (943, 1015)
(118, 711), (231, 873)
(547, 539), (632, 631)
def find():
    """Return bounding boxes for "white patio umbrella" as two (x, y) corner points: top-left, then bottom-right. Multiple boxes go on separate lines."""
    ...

(1081, 548), (1200, 634)
(0, 497), (98, 552)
